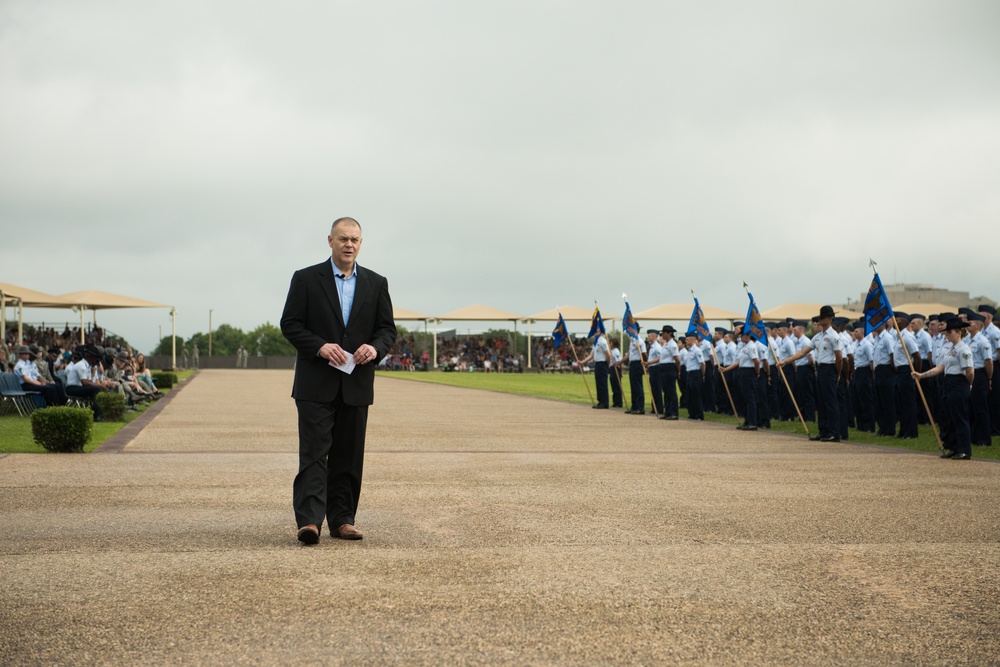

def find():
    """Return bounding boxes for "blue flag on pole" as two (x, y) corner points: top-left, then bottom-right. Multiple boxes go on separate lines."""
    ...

(552, 313), (569, 349)
(622, 302), (639, 340)
(744, 292), (767, 343)
(687, 298), (712, 341)
(863, 273), (894, 335)
(588, 306), (606, 338)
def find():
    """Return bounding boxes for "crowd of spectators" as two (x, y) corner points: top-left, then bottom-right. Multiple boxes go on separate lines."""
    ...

(382, 334), (526, 372)
(2, 324), (159, 418)
(379, 332), (603, 373)
(4, 323), (112, 352)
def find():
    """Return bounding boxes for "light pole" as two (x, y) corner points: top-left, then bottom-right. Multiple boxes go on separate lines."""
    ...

(209, 309), (213, 358)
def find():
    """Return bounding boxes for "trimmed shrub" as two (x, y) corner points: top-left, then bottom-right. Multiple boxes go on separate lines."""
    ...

(31, 407), (93, 453)
(151, 372), (176, 389)
(94, 391), (128, 422)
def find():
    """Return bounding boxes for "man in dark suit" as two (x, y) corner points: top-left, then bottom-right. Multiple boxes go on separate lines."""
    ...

(280, 217), (397, 544)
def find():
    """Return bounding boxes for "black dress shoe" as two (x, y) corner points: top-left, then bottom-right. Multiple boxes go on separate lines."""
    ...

(809, 435), (822, 441)
(950, 453), (971, 460)
(665, 415), (678, 420)
(940, 450), (955, 459)
(819, 436), (840, 442)
(592, 404), (609, 409)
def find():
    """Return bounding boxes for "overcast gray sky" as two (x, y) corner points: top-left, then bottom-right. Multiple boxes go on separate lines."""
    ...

(3, 0), (998, 352)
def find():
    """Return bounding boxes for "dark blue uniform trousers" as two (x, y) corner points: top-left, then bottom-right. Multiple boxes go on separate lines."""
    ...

(815, 364), (840, 439)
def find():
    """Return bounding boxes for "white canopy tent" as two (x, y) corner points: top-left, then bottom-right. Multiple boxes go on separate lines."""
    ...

(0, 282), (72, 346)
(58, 290), (174, 366)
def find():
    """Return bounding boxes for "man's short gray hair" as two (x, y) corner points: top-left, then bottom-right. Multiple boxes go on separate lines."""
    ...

(331, 217), (362, 235)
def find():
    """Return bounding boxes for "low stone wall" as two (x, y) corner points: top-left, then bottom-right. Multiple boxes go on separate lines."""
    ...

(147, 355), (296, 370)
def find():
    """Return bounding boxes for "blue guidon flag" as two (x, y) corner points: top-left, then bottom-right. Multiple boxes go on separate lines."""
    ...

(744, 292), (767, 343)
(687, 298), (712, 341)
(622, 302), (639, 340)
(863, 273), (894, 335)
(588, 306), (606, 338)
(552, 313), (570, 349)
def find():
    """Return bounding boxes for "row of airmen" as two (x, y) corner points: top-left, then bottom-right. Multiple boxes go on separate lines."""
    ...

(580, 305), (998, 459)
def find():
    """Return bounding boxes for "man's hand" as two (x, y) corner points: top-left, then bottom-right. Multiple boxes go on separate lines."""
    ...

(354, 344), (377, 365)
(319, 343), (349, 365)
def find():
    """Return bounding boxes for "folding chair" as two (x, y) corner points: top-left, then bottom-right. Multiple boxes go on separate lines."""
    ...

(0, 372), (39, 417)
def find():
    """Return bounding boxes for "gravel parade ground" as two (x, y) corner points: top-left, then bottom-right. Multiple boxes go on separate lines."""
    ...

(2, 370), (998, 665)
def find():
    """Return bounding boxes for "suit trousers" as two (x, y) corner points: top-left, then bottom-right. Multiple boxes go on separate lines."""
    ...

(294, 397), (369, 531)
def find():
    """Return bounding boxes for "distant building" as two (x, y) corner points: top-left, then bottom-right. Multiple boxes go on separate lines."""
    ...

(842, 283), (996, 313)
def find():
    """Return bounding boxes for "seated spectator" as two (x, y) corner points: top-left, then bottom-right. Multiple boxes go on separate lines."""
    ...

(13, 345), (65, 406)
(134, 354), (160, 395)
(65, 345), (116, 416)
(29, 344), (56, 384)
(105, 351), (150, 406)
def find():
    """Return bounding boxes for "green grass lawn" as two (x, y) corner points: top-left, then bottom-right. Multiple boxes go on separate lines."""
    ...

(0, 370), (197, 454)
(378, 370), (1000, 461)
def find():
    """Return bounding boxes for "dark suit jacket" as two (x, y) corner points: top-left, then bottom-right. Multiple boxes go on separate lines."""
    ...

(280, 259), (397, 405)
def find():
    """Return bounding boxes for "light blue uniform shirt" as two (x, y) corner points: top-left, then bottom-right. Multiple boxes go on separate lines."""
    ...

(628, 338), (646, 362)
(658, 339), (679, 365)
(970, 331), (992, 369)
(874, 331), (894, 366)
(893, 329), (918, 368)
(932, 333), (946, 366)
(737, 341), (759, 369)
(792, 333), (812, 367)
(13, 359), (39, 383)
(915, 330), (933, 361)
(853, 337), (874, 368)
(700, 339), (713, 365)
(592, 335), (609, 362)
(647, 340), (663, 364)
(332, 259), (357, 327)
(684, 345), (705, 372)
(808, 328), (842, 365)
(942, 341), (974, 375)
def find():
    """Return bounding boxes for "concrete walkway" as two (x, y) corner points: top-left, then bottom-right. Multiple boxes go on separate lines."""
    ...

(1, 370), (998, 665)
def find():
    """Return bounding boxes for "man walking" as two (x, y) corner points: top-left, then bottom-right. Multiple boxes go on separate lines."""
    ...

(281, 217), (397, 544)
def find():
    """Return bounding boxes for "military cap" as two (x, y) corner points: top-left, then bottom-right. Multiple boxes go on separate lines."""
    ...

(979, 304), (997, 315)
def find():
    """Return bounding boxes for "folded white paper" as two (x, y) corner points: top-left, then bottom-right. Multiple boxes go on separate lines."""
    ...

(328, 352), (356, 375)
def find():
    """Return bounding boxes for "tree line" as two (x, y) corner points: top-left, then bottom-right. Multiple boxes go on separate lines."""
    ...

(151, 322), (294, 357)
